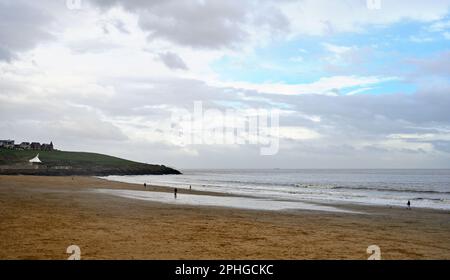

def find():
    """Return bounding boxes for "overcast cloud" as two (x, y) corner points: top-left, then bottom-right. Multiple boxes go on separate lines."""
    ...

(1, 0), (450, 168)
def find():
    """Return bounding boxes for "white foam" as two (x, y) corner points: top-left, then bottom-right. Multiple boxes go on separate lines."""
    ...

(94, 189), (362, 214)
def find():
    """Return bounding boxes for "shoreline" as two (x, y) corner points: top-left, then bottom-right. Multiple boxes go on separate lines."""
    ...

(1, 175), (449, 259)
(98, 175), (450, 214)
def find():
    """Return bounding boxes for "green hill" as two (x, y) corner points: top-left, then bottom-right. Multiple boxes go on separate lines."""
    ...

(0, 149), (181, 176)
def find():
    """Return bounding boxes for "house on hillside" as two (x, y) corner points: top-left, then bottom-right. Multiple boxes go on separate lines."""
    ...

(30, 142), (41, 150)
(2, 140), (54, 151)
(0, 140), (15, 148)
(41, 142), (54, 151)
(19, 142), (31, 150)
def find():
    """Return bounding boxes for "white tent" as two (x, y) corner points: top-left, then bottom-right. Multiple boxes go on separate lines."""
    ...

(29, 153), (42, 163)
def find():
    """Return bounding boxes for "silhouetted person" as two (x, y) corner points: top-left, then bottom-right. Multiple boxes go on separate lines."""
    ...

(189, 185), (192, 191)
(144, 183), (147, 189)
(174, 188), (178, 199)
(407, 200), (411, 210)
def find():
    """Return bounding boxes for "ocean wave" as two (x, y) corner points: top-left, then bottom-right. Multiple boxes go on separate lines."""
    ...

(332, 186), (450, 195)
(291, 183), (450, 195)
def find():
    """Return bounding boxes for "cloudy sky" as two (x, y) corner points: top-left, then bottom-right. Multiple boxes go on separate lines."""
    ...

(1, 0), (450, 169)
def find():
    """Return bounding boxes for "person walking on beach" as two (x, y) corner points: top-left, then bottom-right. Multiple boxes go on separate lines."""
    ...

(189, 185), (192, 191)
(407, 200), (411, 210)
(174, 188), (178, 199)
(144, 183), (147, 189)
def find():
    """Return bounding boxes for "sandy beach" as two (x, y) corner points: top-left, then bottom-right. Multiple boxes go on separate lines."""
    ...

(0, 175), (449, 260)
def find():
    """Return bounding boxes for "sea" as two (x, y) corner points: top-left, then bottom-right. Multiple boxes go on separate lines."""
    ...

(102, 169), (450, 211)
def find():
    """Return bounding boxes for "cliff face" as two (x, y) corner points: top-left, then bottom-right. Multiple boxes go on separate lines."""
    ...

(0, 149), (181, 176)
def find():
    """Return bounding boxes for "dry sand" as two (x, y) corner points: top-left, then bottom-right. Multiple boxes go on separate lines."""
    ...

(0, 175), (449, 259)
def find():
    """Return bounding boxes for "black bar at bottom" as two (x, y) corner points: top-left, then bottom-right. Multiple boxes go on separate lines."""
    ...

(0, 260), (447, 279)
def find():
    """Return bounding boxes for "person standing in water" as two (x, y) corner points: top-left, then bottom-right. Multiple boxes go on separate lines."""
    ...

(174, 188), (178, 199)
(407, 200), (411, 210)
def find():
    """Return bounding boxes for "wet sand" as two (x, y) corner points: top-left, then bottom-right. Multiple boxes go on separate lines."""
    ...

(0, 175), (449, 259)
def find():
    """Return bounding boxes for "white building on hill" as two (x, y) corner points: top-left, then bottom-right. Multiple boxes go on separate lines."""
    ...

(29, 154), (42, 164)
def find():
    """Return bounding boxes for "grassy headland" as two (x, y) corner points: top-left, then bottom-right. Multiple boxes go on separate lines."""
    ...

(0, 148), (181, 176)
